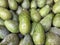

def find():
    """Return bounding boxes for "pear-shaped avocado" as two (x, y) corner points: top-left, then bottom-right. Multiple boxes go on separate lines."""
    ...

(4, 20), (19, 33)
(39, 5), (51, 17)
(53, 14), (60, 27)
(0, 7), (12, 20)
(32, 23), (45, 45)
(45, 32), (60, 45)
(8, 0), (18, 10)
(40, 13), (54, 32)
(31, 8), (41, 22)
(19, 9), (31, 35)
(0, 34), (19, 45)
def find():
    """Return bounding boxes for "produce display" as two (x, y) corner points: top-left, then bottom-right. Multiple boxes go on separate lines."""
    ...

(0, 0), (60, 45)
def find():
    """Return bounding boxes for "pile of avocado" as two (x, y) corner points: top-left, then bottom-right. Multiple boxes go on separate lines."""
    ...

(0, 0), (60, 45)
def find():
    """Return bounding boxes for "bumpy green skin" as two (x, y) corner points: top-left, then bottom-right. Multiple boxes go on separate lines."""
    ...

(16, 6), (23, 15)
(45, 32), (60, 45)
(53, 1), (60, 13)
(19, 9), (31, 35)
(4, 20), (19, 33)
(46, 0), (53, 6)
(32, 23), (45, 45)
(30, 22), (37, 36)
(37, 0), (46, 8)
(22, 0), (30, 9)
(8, 0), (18, 10)
(16, 0), (22, 3)
(31, 9), (41, 22)
(0, 26), (9, 39)
(10, 10), (18, 22)
(19, 34), (33, 45)
(39, 5), (51, 17)
(0, 34), (19, 45)
(53, 14), (60, 27)
(40, 13), (54, 32)
(0, 7), (12, 20)
(54, 0), (59, 3)
(31, 0), (37, 8)
(0, 0), (8, 8)
(50, 27), (60, 36)
(0, 19), (4, 26)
